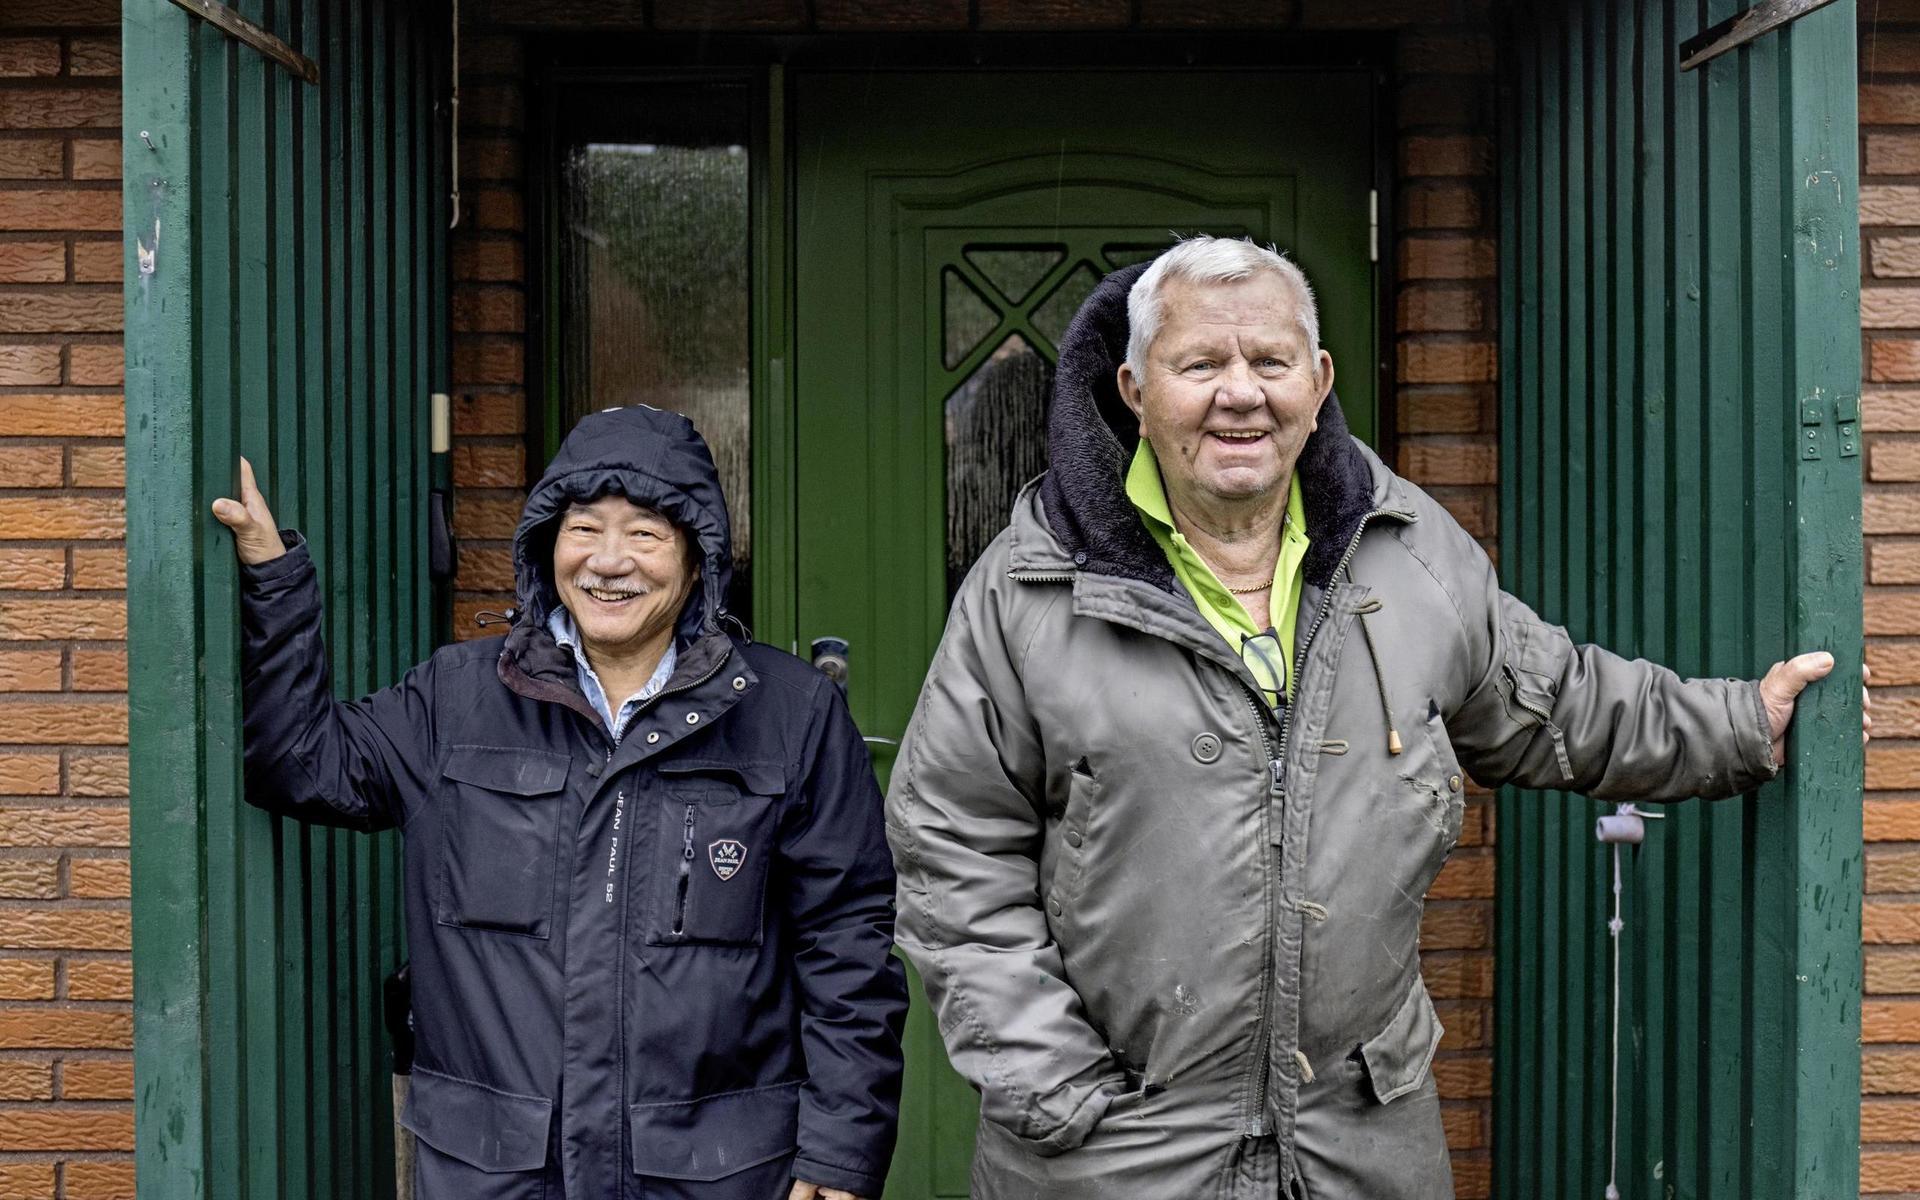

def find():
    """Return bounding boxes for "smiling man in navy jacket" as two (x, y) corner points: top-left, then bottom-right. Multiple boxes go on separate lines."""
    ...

(214, 406), (908, 1200)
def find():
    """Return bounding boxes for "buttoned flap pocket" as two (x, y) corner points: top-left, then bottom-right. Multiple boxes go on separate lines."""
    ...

(1357, 977), (1445, 1105)
(629, 1079), (801, 1180)
(401, 1066), (553, 1173)
(1043, 758), (1098, 926)
(1499, 617), (1575, 782)
(646, 760), (786, 947)
(434, 747), (571, 939)
(1413, 708), (1466, 855)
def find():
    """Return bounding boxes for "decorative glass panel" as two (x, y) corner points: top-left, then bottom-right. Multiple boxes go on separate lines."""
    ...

(943, 268), (1001, 370)
(558, 84), (752, 619)
(945, 334), (1052, 598)
(1103, 242), (1169, 268)
(964, 246), (1065, 304)
(1030, 261), (1104, 348)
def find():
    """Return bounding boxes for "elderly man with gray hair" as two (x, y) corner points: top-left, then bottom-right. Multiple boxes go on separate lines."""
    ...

(885, 236), (1848, 1198)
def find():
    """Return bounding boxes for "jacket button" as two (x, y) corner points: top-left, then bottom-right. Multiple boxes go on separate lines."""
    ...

(1048, 899), (1063, 917)
(646, 732), (661, 744)
(1192, 733), (1222, 764)
(1066, 830), (1083, 848)
(1072, 551), (1088, 567)
(685, 712), (700, 725)
(732, 676), (746, 691)
(1448, 774), (1463, 792)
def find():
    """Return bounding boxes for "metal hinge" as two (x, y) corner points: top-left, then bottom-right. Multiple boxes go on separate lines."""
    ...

(167, 0), (319, 84)
(1368, 190), (1379, 264)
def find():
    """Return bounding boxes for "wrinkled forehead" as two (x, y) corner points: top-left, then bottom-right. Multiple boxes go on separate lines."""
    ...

(1161, 273), (1305, 330)
(562, 495), (673, 526)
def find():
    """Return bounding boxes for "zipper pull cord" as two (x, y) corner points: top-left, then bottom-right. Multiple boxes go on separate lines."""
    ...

(1353, 595), (1402, 756)
(672, 804), (695, 935)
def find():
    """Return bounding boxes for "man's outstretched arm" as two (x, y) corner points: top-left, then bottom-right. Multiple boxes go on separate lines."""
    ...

(215, 457), (433, 831)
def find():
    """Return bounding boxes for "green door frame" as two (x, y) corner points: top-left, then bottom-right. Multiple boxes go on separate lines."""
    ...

(524, 33), (1398, 659)
(124, 1), (449, 1195)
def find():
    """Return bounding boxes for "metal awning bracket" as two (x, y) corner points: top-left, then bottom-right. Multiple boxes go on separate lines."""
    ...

(1679, 0), (1840, 70)
(166, 0), (319, 84)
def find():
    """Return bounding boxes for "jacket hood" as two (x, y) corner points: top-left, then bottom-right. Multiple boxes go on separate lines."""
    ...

(509, 405), (733, 641)
(1036, 261), (1381, 592)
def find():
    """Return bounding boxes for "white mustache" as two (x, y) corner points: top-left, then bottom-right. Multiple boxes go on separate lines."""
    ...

(573, 575), (650, 597)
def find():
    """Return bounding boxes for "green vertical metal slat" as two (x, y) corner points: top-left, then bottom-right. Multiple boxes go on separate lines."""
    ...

(195, 21), (247, 1196)
(125, 0), (447, 1195)
(1493, 2), (1863, 1197)
(267, 0), (313, 1190)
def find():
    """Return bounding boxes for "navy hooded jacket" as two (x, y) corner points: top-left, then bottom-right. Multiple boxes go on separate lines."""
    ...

(238, 406), (908, 1199)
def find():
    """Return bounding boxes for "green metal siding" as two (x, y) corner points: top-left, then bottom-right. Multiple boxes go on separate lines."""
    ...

(123, 1), (449, 1195)
(1494, 1), (1862, 1196)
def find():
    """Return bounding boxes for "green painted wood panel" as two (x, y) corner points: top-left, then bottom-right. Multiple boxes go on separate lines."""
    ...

(1493, 2), (1862, 1196)
(123, 1), (449, 1195)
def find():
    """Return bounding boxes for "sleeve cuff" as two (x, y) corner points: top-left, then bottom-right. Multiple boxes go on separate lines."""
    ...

(239, 530), (311, 589)
(1734, 679), (1781, 785)
(791, 1154), (886, 1197)
(1017, 1078), (1122, 1158)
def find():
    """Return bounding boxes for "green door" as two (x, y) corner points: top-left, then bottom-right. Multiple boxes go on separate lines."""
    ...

(792, 69), (1378, 1197)
(1493, 1), (1862, 1197)
(124, 1), (449, 1195)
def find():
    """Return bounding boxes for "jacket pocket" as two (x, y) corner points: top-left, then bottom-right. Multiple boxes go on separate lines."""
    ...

(1499, 619), (1575, 783)
(1357, 978), (1445, 1105)
(629, 1079), (801, 1180)
(645, 761), (785, 947)
(434, 747), (571, 938)
(1043, 759), (1098, 927)
(401, 1066), (552, 1197)
(1415, 710), (1466, 855)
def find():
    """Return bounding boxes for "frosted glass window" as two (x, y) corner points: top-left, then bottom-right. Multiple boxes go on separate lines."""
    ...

(558, 84), (752, 620)
(945, 334), (1052, 598)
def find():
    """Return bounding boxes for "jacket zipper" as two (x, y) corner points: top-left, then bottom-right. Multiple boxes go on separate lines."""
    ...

(1007, 569), (1075, 584)
(672, 803), (695, 935)
(656, 645), (735, 701)
(1239, 684), (1281, 1138)
(1244, 509), (1383, 1139)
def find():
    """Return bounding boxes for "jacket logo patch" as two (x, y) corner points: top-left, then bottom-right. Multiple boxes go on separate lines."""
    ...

(708, 839), (747, 881)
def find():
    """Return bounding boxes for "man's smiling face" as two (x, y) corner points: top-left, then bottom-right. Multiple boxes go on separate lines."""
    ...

(551, 495), (698, 660)
(1118, 272), (1334, 514)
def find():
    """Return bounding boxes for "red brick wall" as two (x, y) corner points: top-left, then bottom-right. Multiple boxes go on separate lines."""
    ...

(0, 3), (135, 1198)
(1860, 10), (1920, 1194)
(448, 31), (530, 636)
(1386, 26), (1500, 1196)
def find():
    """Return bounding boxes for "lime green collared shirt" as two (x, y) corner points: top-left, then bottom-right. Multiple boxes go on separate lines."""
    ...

(1126, 440), (1311, 702)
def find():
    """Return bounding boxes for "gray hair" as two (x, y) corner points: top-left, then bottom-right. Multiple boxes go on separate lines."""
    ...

(1124, 235), (1322, 379)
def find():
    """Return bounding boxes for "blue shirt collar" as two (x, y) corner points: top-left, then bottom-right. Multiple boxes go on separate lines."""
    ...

(547, 606), (677, 742)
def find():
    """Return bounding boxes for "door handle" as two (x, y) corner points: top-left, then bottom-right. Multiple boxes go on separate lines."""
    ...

(810, 636), (850, 691)
(811, 638), (898, 751)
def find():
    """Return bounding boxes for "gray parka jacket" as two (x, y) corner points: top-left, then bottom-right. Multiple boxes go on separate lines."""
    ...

(885, 265), (1779, 1200)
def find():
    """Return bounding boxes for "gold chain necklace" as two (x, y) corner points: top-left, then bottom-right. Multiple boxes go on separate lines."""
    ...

(1210, 512), (1289, 597)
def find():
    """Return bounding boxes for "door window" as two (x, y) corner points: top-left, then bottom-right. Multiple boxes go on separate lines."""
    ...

(556, 82), (754, 619)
